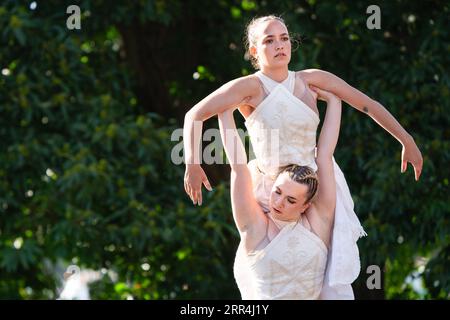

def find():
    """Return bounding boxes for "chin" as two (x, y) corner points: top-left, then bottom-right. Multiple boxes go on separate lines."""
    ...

(273, 60), (290, 67)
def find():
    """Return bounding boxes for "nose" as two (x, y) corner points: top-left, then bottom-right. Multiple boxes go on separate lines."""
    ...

(275, 197), (284, 208)
(276, 40), (284, 50)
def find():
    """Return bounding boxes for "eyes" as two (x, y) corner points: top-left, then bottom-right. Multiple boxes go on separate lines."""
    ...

(264, 37), (290, 44)
(275, 189), (296, 204)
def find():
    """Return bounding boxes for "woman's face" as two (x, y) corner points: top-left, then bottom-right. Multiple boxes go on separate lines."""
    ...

(269, 172), (311, 221)
(251, 20), (292, 69)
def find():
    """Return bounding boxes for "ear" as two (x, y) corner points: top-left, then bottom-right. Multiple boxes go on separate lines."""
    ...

(63, 272), (73, 281)
(301, 201), (312, 213)
(249, 45), (257, 58)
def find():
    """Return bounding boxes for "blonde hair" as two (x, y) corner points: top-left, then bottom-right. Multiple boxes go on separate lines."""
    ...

(278, 164), (318, 204)
(244, 15), (287, 70)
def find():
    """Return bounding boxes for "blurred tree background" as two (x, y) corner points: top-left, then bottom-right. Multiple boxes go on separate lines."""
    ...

(0, 0), (448, 299)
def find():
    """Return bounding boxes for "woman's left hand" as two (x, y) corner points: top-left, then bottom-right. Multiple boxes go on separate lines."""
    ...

(309, 85), (339, 103)
(401, 137), (423, 181)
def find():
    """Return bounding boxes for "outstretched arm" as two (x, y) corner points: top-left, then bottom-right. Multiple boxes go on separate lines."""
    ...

(218, 109), (266, 235)
(311, 87), (342, 222)
(184, 76), (259, 205)
(301, 69), (423, 181)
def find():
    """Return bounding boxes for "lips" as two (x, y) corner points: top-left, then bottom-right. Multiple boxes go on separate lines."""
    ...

(273, 207), (282, 214)
(275, 53), (286, 57)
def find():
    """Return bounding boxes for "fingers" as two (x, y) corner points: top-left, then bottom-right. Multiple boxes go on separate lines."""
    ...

(401, 160), (407, 173)
(186, 184), (202, 206)
(403, 160), (423, 181)
(184, 180), (189, 195)
(310, 85), (321, 93)
(310, 85), (322, 98)
(192, 190), (197, 205)
(186, 183), (194, 203)
(309, 85), (318, 100)
(185, 179), (212, 206)
(203, 178), (213, 191)
(191, 189), (202, 206)
(310, 85), (329, 96)
(184, 180), (195, 204)
(414, 167), (421, 181)
(414, 162), (423, 181)
(309, 85), (337, 102)
(197, 190), (203, 206)
(192, 186), (199, 205)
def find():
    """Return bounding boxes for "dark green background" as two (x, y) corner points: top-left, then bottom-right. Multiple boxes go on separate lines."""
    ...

(0, 0), (448, 299)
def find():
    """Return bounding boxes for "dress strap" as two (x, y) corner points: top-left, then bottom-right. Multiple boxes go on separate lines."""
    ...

(287, 71), (296, 94)
(255, 70), (295, 94)
(255, 71), (277, 93)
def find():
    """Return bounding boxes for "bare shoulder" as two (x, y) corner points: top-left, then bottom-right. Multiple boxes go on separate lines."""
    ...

(225, 74), (261, 93)
(297, 68), (324, 74)
(240, 74), (262, 98)
(296, 69), (344, 92)
(296, 69), (327, 81)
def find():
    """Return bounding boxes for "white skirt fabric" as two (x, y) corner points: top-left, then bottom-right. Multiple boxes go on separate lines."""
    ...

(234, 158), (367, 300)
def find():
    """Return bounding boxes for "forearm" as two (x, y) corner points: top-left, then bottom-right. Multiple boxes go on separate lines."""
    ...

(306, 69), (422, 180)
(184, 99), (233, 165)
(183, 111), (203, 165)
(305, 69), (414, 147)
(317, 99), (342, 159)
(362, 99), (413, 146)
(218, 110), (247, 171)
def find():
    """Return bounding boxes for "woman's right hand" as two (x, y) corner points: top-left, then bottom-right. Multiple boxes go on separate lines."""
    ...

(184, 164), (212, 205)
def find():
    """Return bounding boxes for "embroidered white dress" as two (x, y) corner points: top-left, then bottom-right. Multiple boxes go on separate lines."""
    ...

(245, 216), (327, 300)
(233, 70), (367, 300)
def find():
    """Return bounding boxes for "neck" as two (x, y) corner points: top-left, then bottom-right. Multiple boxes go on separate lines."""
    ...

(260, 66), (289, 83)
(268, 211), (301, 230)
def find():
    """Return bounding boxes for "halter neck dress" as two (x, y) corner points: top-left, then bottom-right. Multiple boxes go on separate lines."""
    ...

(233, 70), (367, 299)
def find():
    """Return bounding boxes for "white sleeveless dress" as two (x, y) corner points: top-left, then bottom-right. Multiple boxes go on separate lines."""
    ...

(245, 216), (327, 299)
(234, 70), (367, 299)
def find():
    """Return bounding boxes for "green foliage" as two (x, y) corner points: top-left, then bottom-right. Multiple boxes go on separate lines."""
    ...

(0, 0), (448, 299)
(0, 0), (238, 299)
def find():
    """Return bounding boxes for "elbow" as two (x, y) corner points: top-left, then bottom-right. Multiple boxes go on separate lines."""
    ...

(185, 105), (207, 122)
(184, 110), (192, 124)
(183, 111), (195, 130)
(184, 109), (197, 121)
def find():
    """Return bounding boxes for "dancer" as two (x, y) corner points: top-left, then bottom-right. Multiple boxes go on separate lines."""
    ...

(218, 85), (341, 299)
(183, 15), (423, 298)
